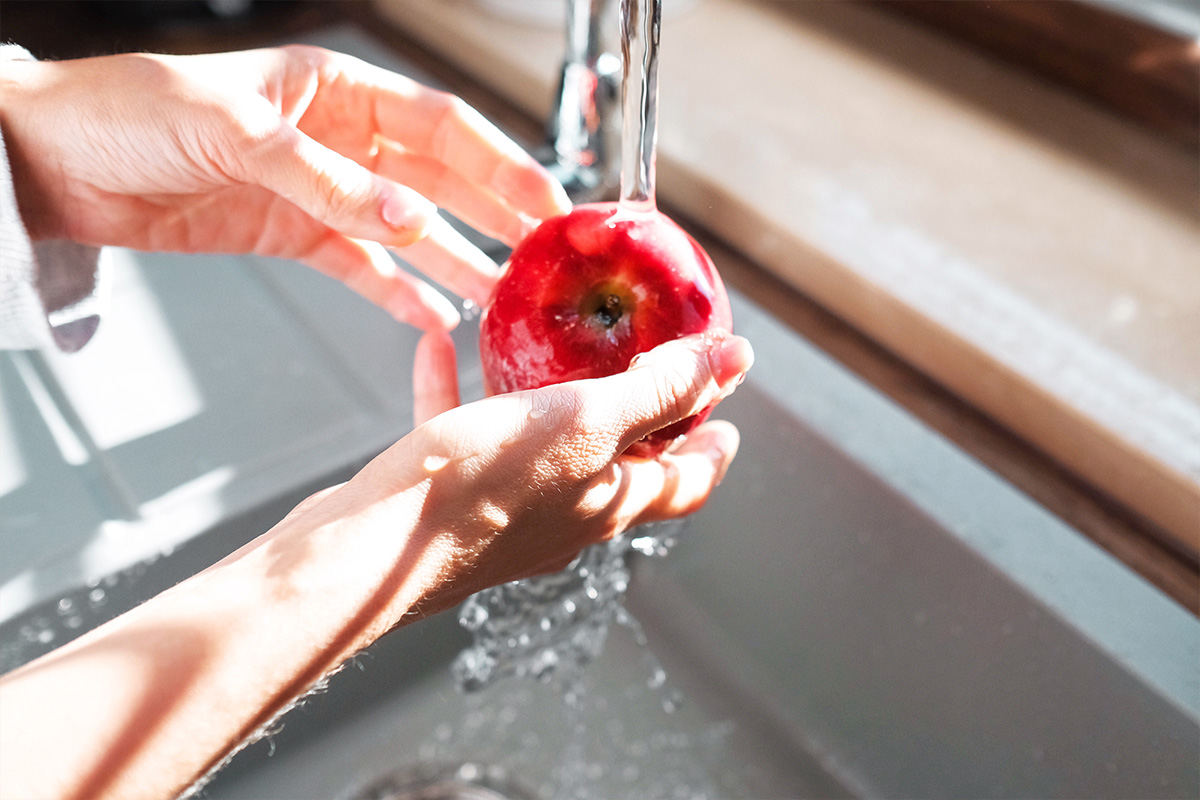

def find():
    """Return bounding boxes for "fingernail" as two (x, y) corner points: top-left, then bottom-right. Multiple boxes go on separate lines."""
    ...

(382, 188), (436, 234)
(708, 335), (754, 388)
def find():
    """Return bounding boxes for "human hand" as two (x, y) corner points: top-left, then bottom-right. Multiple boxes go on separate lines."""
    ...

(0, 332), (750, 800)
(0, 46), (569, 330)
(353, 330), (753, 613)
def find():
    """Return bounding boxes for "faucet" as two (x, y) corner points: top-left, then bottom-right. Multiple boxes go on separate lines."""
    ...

(538, 0), (622, 203)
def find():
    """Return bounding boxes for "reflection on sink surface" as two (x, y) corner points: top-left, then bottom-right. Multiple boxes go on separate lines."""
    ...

(1, 23), (1197, 800)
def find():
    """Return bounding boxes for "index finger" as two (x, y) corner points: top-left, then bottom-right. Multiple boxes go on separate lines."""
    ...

(370, 79), (571, 222)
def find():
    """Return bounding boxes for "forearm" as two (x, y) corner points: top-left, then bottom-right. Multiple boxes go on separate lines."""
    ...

(0, 478), (454, 800)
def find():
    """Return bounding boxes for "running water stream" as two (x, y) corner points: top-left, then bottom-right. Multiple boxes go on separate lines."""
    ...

(617, 0), (660, 214)
(452, 521), (681, 700)
(452, 0), (676, 703)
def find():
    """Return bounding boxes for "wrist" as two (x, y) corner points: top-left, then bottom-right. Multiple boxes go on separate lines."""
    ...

(217, 480), (452, 656)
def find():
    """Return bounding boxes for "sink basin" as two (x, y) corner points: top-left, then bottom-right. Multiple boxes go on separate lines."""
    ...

(197, 294), (1199, 800)
(1, 24), (1196, 800)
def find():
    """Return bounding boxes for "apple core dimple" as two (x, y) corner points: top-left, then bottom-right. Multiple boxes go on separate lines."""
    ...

(582, 291), (629, 330)
(597, 293), (623, 327)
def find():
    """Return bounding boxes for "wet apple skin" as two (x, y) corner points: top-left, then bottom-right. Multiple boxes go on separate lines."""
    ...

(480, 202), (733, 456)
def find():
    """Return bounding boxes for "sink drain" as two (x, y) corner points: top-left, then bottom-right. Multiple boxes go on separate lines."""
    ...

(348, 763), (535, 800)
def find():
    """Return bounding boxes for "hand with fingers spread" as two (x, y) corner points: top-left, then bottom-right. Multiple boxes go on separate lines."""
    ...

(0, 45), (569, 330)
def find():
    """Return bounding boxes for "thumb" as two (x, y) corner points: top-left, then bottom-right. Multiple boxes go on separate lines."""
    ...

(609, 332), (753, 453)
(244, 121), (437, 247)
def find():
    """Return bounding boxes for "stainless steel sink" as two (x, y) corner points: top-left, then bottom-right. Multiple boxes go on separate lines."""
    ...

(1, 24), (1196, 800)
(199, 295), (1199, 800)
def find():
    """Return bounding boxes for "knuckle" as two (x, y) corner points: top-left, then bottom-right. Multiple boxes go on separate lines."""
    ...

(214, 97), (291, 182)
(315, 168), (370, 222)
(430, 92), (475, 159)
(438, 92), (472, 125)
(120, 52), (177, 91)
(278, 44), (347, 84)
(280, 43), (330, 66)
(651, 361), (700, 422)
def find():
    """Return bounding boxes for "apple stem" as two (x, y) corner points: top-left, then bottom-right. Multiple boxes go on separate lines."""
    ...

(618, 0), (661, 214)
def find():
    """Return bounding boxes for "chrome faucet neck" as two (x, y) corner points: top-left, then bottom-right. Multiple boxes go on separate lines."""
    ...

(539, 0), (622, 204)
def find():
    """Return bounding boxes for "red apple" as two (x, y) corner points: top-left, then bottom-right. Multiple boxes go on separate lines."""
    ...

(479, 202), (733, 457)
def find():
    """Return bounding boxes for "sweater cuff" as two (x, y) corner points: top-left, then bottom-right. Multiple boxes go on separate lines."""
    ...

(0, 45), (106, 353)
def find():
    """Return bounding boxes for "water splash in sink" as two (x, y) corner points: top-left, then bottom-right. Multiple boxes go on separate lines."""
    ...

(452, 520), (681, 710)
(0, 553), (166, 673)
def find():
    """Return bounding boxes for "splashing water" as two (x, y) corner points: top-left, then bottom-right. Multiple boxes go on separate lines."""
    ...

(0, 557), (157, 674)
(452, 521), (681, 701)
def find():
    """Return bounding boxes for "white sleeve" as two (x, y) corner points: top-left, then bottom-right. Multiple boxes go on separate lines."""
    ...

(0, 44), (106, 353)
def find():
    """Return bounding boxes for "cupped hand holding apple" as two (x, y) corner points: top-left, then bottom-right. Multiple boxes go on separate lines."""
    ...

(478, 202), (733, 457)
(409, 329), (750, 581)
